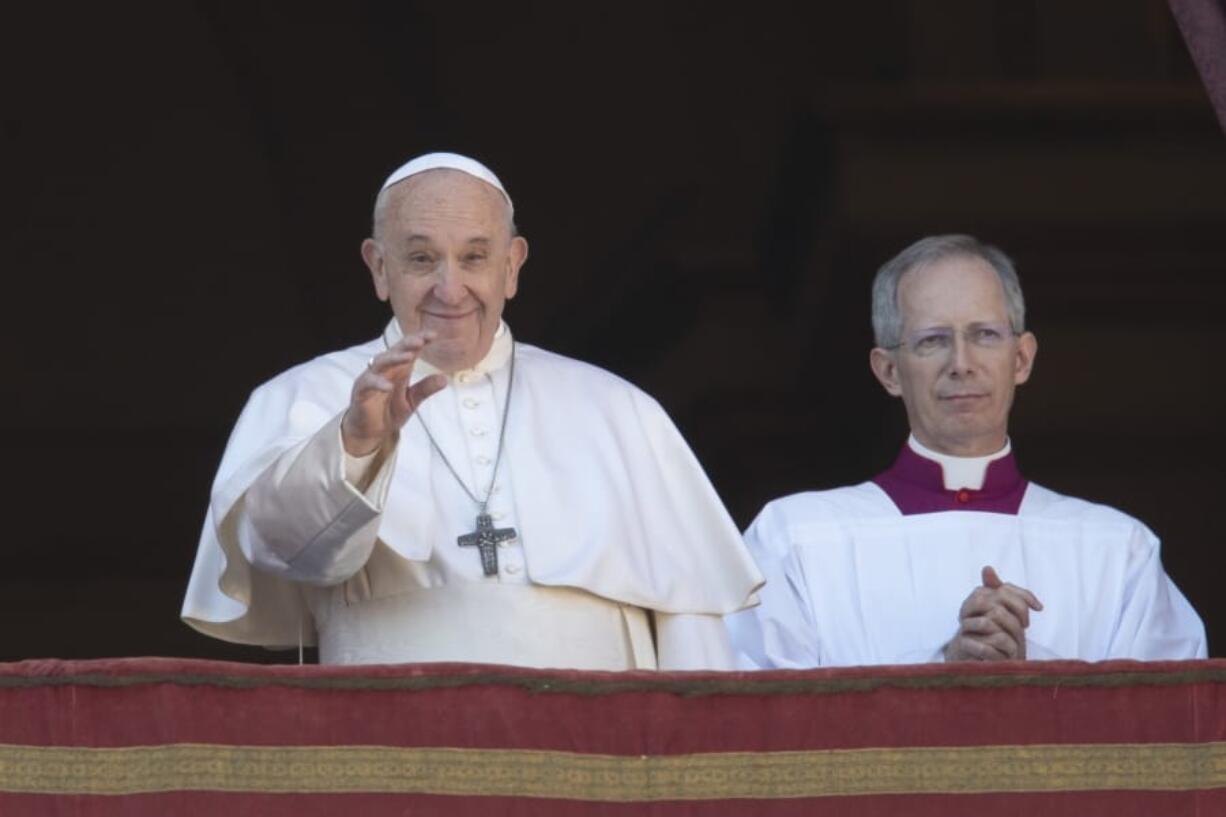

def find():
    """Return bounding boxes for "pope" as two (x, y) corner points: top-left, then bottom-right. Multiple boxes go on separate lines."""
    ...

(183, 152), (763, 670)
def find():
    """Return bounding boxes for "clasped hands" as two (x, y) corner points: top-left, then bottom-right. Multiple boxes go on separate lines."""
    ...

(341, 331), (448, 457)
(943, 566), (1043, 662)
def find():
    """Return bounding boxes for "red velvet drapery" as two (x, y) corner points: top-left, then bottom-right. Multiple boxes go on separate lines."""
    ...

(3, 657), (1226, 816)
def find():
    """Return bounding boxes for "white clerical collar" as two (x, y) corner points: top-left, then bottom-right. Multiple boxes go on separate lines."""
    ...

(382, 319), (513, 381)
(907, 434), (1011, 491)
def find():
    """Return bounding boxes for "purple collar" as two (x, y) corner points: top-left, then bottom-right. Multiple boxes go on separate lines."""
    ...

(872, 444), (1028, 516)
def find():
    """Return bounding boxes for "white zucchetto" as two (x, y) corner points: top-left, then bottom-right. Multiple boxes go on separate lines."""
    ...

(378, 152), (512, 215)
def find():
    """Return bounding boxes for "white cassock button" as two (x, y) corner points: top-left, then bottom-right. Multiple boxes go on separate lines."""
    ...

(491, 511), (505, 521)
(462, 398), (479, 409)
(474, 455), (491, 466)
(504, 563), (521, 574)
(457, 373), (473, 384)
(470, 426), (487, 437)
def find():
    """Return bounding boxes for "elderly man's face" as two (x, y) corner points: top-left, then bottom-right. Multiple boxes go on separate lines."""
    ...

(869, 255), (1037, 456)
(361, 169), (527, 373)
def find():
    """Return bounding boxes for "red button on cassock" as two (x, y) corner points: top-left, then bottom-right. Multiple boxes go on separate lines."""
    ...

(956, 490), (972, 503)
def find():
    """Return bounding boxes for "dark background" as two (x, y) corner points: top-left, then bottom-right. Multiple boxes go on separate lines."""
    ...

(5, 1), (1225, 662)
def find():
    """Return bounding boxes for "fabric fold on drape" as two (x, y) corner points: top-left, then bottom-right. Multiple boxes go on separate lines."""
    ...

(1170, 0), (1226, 134)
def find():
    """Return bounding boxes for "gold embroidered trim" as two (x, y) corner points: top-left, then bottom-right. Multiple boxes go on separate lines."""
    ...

(2, 742), (1225, 799)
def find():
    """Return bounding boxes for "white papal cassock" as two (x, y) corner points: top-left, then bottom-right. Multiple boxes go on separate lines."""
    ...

(727, 439), (1206, 668)
(183, 321), (763, 670)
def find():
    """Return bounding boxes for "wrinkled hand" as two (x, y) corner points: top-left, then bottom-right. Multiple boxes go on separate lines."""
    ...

(341, 331), (448, 456)
(943, 566), (1043, 662)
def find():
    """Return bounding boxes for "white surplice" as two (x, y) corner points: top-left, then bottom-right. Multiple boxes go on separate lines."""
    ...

(183, 322), (763, 670)
(727, 444), (1206, 668)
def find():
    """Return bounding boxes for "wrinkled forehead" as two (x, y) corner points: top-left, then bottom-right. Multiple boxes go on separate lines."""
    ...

(897, 254), (1009, 325)
(383, 169), (513, 234)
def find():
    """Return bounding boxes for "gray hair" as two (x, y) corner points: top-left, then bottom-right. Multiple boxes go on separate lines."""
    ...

(370, 175), (518, 242)
(871, 234), (1026, 348)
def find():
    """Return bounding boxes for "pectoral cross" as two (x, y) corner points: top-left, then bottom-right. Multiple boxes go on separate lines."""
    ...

(457, 513), (518, 576)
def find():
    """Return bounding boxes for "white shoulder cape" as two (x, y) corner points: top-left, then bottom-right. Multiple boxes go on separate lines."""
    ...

(183, 334), (763, 646)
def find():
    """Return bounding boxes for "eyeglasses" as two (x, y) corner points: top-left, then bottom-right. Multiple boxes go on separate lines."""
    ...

(886, 322), (1019, 358)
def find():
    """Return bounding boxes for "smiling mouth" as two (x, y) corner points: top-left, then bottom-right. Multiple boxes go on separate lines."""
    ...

(423, 310), (476, 320)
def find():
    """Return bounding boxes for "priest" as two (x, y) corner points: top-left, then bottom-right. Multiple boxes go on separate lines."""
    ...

(183, 152), (763, 670)
(728, 234), (1206, 667)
